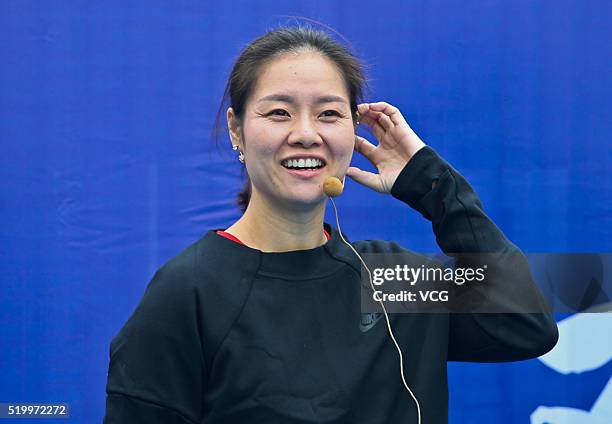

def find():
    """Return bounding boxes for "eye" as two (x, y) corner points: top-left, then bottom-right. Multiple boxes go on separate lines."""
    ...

(320, 110), (342, 119)
(267, 109), (290, 117)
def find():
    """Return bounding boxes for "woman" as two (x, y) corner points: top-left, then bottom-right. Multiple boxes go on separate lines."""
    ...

(104, 26), (558, 423)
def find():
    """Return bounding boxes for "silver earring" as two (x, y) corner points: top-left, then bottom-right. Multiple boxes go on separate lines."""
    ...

(232, 144), (244, 163)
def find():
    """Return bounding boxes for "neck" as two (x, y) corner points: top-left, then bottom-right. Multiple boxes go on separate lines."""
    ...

(225, 192), (327, 252)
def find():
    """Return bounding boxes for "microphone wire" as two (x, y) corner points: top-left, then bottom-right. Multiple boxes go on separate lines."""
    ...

(328, 196), (422, 424)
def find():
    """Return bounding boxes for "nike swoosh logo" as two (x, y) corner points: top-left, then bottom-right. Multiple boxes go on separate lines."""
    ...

(360, 312), (383, 332)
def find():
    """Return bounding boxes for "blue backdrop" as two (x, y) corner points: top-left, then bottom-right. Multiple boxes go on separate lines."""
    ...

(1, 1), (610, 422)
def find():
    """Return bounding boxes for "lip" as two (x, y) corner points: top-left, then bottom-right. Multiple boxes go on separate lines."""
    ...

(283, 166), (326, 180)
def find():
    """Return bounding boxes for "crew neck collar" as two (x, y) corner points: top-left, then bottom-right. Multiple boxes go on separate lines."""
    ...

(202, 223), (360, 280)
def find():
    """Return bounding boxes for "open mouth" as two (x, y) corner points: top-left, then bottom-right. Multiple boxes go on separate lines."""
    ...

(281, 157), (326, 171)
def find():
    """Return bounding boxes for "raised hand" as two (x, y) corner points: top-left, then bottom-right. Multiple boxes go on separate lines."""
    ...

(347, 102), (426, 193)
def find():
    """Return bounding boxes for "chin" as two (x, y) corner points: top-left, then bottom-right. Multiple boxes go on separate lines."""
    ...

(281, 190), (326, 209)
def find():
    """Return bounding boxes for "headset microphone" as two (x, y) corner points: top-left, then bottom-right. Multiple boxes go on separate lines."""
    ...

(323, 176), (344, 197)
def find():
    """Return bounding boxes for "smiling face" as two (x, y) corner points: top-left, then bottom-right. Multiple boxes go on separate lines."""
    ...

(228, 50), (356, 211)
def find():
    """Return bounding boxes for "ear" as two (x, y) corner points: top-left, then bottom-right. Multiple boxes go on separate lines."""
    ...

(226, 107), (243, 149)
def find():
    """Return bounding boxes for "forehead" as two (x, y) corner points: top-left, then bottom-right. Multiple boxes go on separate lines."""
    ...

(251, 51), (350, 102)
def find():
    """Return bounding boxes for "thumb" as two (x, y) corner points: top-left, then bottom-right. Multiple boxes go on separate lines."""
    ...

(346, 166), (384, 192)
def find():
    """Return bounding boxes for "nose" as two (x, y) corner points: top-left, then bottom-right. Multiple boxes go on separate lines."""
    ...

(287, 115), (323, 148)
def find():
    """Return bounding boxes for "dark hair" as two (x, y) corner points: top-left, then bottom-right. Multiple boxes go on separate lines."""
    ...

(214, 25), (367, 213)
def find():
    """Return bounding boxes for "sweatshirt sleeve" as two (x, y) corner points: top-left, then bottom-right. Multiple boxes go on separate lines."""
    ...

(104, 252), (205, 423)
(390, 146), (559, 362)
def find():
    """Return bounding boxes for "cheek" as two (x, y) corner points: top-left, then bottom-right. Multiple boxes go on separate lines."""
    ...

(243, 122), (284, 158)
(325, 128), (355, 162)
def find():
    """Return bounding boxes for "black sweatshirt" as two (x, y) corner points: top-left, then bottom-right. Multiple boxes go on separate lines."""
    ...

(104, 146), (558, 423)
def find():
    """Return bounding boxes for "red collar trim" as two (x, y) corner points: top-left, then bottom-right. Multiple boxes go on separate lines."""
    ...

(215, 230), (244, 245)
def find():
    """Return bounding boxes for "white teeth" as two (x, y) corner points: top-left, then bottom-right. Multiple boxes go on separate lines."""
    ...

(282, 158), (324, 169)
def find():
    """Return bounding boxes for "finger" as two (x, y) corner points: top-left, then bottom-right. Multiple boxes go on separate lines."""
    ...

(367, 112), (400, 148)
(358, 115), (387, 142)
(358, 113), (383, 132)
(346, 166), (383, 192)
(368, 102), (406, 127)
(354, 135), (377, 159)
(357, 103), (370, 115)
(366, 110), (394, 132)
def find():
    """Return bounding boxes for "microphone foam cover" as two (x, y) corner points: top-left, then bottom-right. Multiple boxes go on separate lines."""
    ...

(323, 177), (343, 197)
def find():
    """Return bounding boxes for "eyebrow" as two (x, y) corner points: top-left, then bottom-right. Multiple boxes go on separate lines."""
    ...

(256, 94), (348, 105)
